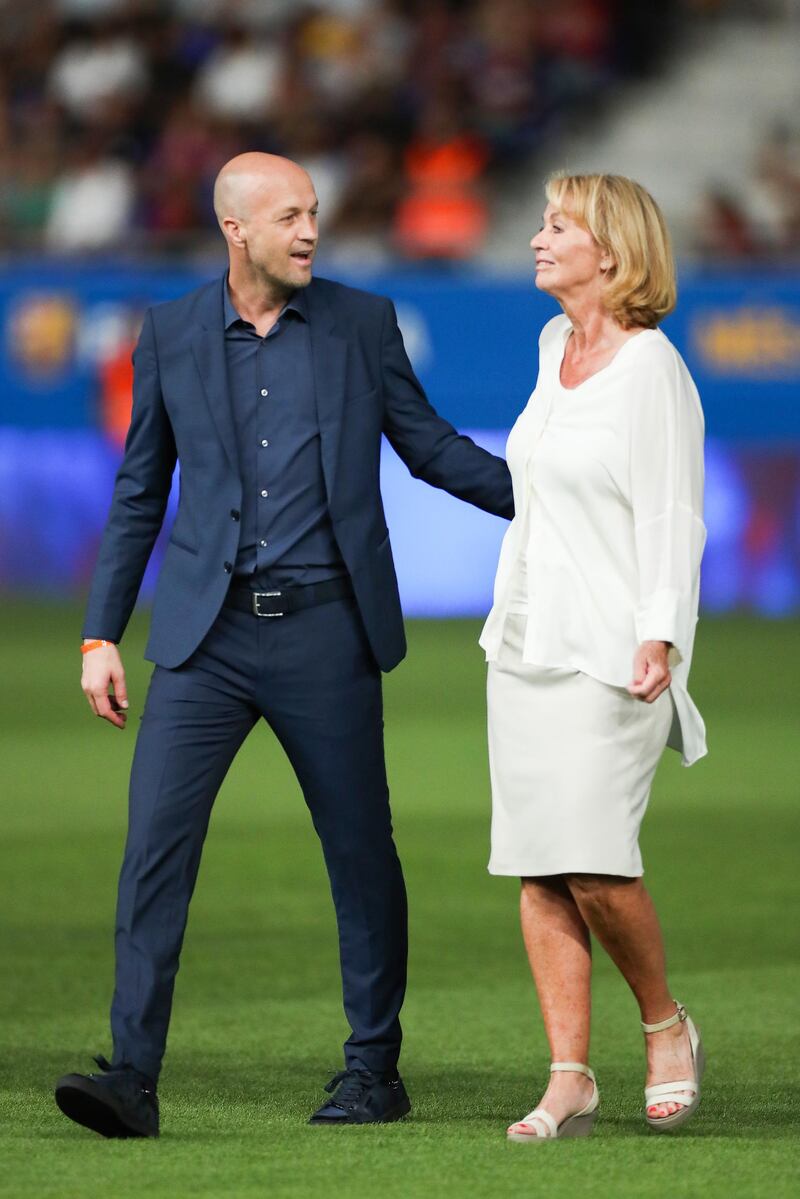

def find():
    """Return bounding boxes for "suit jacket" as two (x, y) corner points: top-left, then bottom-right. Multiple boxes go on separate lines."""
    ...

(84, 275), (514, 672)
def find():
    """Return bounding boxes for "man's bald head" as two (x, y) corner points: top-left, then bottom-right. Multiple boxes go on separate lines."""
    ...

(213, 153), (313, 227)
(214, 152), (319, 299)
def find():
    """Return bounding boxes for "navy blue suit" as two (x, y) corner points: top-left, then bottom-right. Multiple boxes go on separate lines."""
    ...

(84, 275), (513, 1083)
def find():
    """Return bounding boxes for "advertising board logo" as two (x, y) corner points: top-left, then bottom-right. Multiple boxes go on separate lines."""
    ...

(693, 307), (800, 377)
(7, 293), (77, 377)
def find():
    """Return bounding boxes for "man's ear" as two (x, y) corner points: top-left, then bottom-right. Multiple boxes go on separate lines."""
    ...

(223, 216), (246, 249)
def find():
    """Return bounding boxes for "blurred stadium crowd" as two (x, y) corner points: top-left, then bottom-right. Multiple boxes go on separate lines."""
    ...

(696, 119), (800, 262)
(0, 0), (797, 262)
(0, 0), (726, 262)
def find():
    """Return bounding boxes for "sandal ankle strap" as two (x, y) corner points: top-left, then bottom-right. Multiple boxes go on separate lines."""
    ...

(641, 1001), (687, 1034)
(550, 1061), (595, 1082)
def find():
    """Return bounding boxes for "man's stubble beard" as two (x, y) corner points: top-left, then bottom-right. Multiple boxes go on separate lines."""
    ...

(250, 252), (313, 297)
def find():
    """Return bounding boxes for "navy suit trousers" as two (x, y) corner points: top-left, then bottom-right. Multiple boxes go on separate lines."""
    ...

(110, 594), (408, 1082)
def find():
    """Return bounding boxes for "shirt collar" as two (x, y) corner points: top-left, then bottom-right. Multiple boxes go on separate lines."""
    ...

(223, 276), (308, 330)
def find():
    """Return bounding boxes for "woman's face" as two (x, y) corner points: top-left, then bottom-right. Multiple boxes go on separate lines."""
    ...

(530, 203), (608, 300)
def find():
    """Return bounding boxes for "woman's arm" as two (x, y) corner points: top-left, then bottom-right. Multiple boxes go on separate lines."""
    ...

(628, 343), (706, 684)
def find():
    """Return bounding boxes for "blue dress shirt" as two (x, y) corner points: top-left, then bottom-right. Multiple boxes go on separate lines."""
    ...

(223, 281), (346, 587)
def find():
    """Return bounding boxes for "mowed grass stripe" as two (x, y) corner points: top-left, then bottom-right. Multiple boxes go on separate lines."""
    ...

(0, 603), (798, 1197)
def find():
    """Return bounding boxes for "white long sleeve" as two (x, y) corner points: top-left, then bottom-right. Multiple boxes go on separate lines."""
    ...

(480, 314), (707, 765)
(629, 340), (706, 665)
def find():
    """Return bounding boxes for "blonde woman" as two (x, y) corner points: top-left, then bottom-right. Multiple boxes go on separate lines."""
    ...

(480, 174), (707, 1140)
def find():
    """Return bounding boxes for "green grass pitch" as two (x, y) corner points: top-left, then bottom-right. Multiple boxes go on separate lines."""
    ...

(1, 601), (798, 1197)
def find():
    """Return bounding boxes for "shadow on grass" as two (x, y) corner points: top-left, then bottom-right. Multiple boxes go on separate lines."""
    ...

(8, 1049), (799, 1143)
(170, 1057), (800, 1140)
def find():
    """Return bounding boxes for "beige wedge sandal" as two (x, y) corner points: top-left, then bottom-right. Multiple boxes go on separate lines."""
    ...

(506, 1062), (599, 1142)
(642, 1001), (705, 1132)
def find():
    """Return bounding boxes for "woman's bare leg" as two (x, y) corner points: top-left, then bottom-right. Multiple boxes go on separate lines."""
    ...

(514, 876), (595, 1126)
(564, 874), (696, 1119)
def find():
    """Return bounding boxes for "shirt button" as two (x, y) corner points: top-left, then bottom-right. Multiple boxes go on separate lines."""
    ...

(223, 561), (232, 573)
(260, 539), (268, 548)
(260, 489), (269, 498)
(261, 439), (269, 447)
(230, 508), (240, 521)
(260, 388), (269, 397)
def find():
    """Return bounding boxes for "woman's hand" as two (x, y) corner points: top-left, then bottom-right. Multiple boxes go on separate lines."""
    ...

(627, 641), (672, 703)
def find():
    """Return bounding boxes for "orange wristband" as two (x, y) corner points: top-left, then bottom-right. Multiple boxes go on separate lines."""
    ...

(81, 639), (115, 654)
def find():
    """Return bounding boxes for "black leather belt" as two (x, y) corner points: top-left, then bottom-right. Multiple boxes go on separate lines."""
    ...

(224, 575), (353, 618)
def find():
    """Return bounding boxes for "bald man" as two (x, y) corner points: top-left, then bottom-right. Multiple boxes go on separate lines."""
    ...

(55, 154), (513, 1136)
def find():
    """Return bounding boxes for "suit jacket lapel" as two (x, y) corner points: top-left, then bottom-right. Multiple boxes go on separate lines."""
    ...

(306, 282), (348, 501)
(191, 278), (239, 476)
(191, 328), (239, 476)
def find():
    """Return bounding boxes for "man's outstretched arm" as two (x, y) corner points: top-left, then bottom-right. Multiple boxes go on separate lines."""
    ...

(379, 300), (514, 519)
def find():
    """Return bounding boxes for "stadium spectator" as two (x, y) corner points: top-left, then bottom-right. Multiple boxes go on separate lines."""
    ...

(394, 91), (490, 259)
(464, 0), (543, 158)
(695, 121), (800, 261)
(45, 138), (135, 252)
(192, 23), (284, 124)
(138, 97), (240, 246)
(0, 145), (57, 248)
(695, 187), (759, 259)
(48, 14), (148, 121)
(754, 121), (800, 252)
(539, 0), (614, 107)
(328, 132), (405, 262)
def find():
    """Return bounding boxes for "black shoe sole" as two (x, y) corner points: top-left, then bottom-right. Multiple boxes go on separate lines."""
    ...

(55, 1076), (158, 1138)
(308, 1095), (412, 1125)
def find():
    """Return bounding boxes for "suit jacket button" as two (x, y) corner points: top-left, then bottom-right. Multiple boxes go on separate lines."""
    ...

(230, 509), (240, 520)
(224, 561), (232, 573)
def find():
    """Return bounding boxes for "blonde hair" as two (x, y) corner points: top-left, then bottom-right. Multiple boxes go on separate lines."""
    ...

(545, 172), (676, 329)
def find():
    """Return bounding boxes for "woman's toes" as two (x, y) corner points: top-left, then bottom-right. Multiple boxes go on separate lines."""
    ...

(507, 1120), (542, 1137)
(648, 1101), (683, 1118)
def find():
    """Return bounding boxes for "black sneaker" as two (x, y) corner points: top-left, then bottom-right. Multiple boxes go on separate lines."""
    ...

(55, 1056), (159, 1138)
(309, 1068), (411, 1125)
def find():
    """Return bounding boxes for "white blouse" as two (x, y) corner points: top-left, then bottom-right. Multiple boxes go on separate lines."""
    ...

(480, 314), (707, 766)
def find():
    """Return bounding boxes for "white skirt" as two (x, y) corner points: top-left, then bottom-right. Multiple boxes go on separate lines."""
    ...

(487, 614), (672, 878)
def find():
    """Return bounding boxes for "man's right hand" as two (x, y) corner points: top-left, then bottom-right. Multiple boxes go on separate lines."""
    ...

(81, 641), (129, 729)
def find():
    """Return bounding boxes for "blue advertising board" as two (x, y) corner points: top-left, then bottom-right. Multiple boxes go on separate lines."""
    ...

(1, 261), (798, 615)
(1, 261), (800, 439)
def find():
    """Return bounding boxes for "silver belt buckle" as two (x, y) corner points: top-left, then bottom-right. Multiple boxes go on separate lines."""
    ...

(253, 590), (284, 617)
